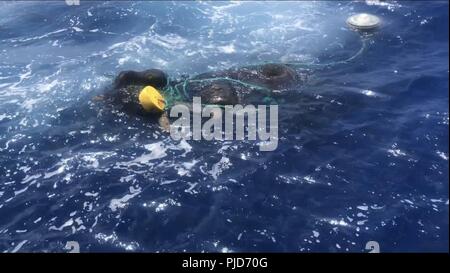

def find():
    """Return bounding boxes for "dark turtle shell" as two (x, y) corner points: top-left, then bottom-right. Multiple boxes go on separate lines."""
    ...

(114, 69), (168, 89)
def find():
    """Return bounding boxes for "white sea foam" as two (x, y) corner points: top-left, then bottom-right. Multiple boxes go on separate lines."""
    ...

(49, 218), (74, 231)
(209, 156), (231, 180)
(10, 240), (28, 253)
(109, 186), (142, 212)
(436, 151), (448, 160)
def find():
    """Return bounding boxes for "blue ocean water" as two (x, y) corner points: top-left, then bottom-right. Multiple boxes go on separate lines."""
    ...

(0, 1), (448, 252)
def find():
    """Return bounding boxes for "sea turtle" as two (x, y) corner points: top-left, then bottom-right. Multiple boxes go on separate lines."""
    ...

(101, 63), (307, 131)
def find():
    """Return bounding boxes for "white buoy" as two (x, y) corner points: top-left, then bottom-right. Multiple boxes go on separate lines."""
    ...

(346, 13), (381, 31)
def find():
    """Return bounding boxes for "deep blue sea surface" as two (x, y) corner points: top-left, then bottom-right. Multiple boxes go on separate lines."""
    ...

(0, 1), (448, 252)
